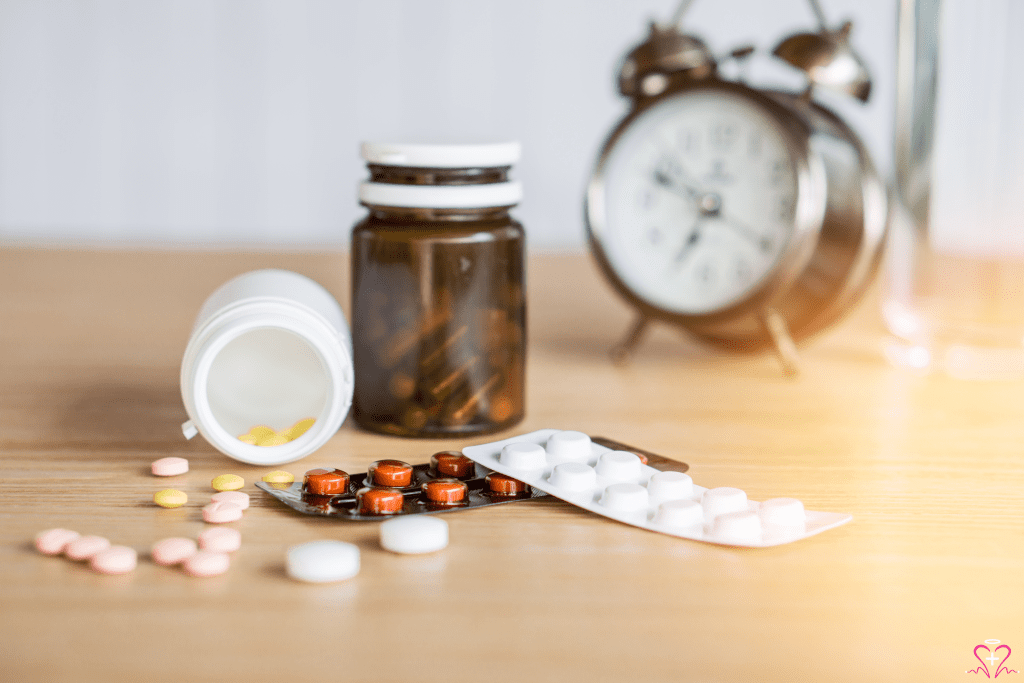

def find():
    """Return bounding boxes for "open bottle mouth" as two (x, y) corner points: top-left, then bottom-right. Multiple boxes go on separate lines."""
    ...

(205, 326), (328, 445)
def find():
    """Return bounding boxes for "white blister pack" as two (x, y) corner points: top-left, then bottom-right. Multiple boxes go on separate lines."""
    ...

(462, 429), (852, 548)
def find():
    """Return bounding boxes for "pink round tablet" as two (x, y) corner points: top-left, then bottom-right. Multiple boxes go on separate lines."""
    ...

(90, 546), (137, 575)
(183, 550), (230, 577)
(202, 501), (243, 524)
(151, 457), (189, 477)
(151, 537), (198, 566)
(198, 527), (241, 553)
(65, 535), (111, 561)
(210, 490), (249, 510)
(35, 528), (80, 555)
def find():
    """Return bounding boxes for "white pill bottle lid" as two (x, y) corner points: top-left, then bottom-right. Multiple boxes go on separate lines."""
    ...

(179, 269), (353, 465)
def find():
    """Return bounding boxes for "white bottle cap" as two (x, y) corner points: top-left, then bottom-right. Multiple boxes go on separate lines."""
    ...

(360, 141), (521, 168)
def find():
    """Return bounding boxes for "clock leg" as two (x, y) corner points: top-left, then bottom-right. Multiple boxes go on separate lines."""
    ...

(610, 314), (651, 365)
(760, 308), (801, 376)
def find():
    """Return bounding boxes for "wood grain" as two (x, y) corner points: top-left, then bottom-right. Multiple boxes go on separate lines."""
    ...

(1, 247), (1022, 682)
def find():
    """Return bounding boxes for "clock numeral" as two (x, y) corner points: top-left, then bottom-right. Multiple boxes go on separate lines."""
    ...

(747, 133), (762, 158)
(710, 123), (738, 152)
(697, 261), (717, 286)
(678, 128), (699, 154)
(769, 159), (787, 186)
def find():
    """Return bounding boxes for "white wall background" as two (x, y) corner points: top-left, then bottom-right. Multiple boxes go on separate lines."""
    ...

(0, 0), (895, 250)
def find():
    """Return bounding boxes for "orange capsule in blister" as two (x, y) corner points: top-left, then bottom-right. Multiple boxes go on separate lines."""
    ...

(430, 451), (476, 479)
(303, 468), (350, 495)
(367, 460), (414, 487)
(421, 478), (468, 504)
(356, 486), (406, 515)
(486, 472), (529, 496)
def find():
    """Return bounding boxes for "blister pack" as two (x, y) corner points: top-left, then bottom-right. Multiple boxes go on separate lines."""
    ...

(462, 429), (852, 547)
(256, 452), (549, 520)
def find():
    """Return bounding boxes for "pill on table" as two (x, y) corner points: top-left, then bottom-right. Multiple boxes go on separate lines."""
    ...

(211, 474), (244, 492)
(151, 457), (189, 477)
(286, 540), (359, 583)
(486, 472), (529, 496)
(211, 490), (249, 510)
(356, 486), (405, 515)
(65, 535), (111, 561)
(421, 478), (468, 504)
(35, 528), (80, 555)
(367, 460), (414, 487)
(303, 468), (350, 495)
(183, 550), (230, 577)
(202, 501), (243, 524)
(154, 489), (188, 508)
(262, 470), (295, 484)
(430, 451), (476, 478)
(151, 537), (198, 566)
(198, 527), (241, 553)
(90, 546), (137, 575)
(380, 516), (449, 554)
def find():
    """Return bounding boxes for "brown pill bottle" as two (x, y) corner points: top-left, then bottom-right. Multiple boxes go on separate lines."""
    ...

(352, 142), (526, 437)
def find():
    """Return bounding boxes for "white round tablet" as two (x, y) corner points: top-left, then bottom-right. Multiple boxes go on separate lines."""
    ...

(286, 540), (360, 583)
(379, 515), (449, 554)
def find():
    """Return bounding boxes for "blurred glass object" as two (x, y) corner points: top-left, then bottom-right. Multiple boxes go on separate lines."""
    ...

(885, 0), (1024, 379)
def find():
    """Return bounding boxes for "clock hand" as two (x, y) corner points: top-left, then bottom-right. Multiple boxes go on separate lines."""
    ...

(715, 213), (773, 252)
(671, 218), (704, 268)
(653, 167), (703, 201)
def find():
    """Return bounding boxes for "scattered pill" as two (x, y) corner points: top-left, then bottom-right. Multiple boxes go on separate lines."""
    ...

(154, 489), (188, 509)
(486, 472), (529, 496)
(380, 516), (449, 554)
(303, 468), (350, 495)
(151, 457), (189, 477)
(356, 486), (405, 515)
(183, 550), (230, 577)
(286, 540), (359, 583)
(65, 535), (111, 561)
(35, 528), (80, 556)
(90, 546), (137, 575)
(198, 527), (241, 553)
(151, 537), (198, 566)
(430, 451), (476, 478)
(367, 459), (414, 487)
(202, 501), (243, 524)
(262, 470), (295, 484)
(211, 474), (244, 492)
(211, 490), (249, 510)
(421, 478), (468, 504)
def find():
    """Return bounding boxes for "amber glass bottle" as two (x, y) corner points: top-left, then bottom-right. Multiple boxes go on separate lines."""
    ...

(351, 142), (525, 437)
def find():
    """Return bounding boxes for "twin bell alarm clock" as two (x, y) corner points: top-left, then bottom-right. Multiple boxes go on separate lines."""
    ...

(584, 0), (887, 373)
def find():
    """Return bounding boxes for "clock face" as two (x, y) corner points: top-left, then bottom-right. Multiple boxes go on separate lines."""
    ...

(594, 88), (800, 315)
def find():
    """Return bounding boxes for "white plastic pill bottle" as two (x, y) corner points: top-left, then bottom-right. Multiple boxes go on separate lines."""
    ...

(180, 269), (354, 465)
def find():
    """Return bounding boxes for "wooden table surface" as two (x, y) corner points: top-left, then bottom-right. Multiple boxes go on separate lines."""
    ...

(2, 247), (1022, 683)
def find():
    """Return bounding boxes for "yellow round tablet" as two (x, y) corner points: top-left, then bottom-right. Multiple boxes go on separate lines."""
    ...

(262, 470), (295, 484)
(154, 489), (188, 508)
(211, 474), (244, 492)
(256, 434), (289, 447)
(237, 434), (259, 445)
(247, 426), (277, 441)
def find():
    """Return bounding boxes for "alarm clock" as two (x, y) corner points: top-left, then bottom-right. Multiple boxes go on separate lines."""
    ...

(584, 5), (887, 372)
